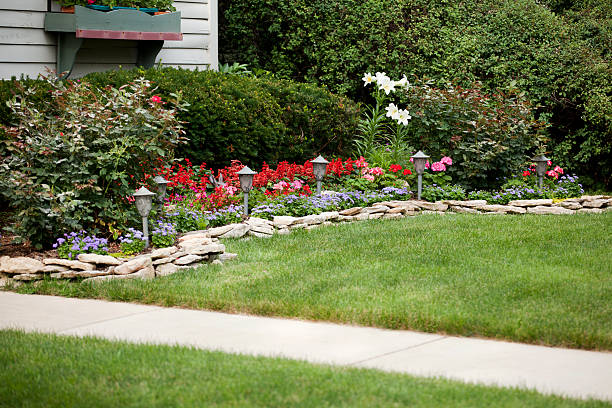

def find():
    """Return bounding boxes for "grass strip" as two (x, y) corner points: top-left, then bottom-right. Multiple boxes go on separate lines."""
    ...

(16, 213), (612, 350)
(0, 329), (608, 408)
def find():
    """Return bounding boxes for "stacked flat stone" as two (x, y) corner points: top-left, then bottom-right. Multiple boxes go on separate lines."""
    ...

(0, 231), (235, 287)
(200, 195), (611, 239)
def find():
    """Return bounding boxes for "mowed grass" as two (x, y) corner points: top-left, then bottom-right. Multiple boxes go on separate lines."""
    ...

(18, 213), (612, 350)
(1, 330), (608, 408)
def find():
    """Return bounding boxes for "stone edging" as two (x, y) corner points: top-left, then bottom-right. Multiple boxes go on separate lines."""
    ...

(1, 195), (609, 287)
(205, 196), (612, 239)
(0, 231), (236, 287)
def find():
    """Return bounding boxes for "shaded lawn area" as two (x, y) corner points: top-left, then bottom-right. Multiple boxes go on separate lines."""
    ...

(1, 330), (608, 408)
(16, 213), (612, 350)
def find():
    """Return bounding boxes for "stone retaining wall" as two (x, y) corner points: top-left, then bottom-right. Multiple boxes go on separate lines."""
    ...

(0, 195), (609, 287)
(0, 231), (235, 287)
(204, 195), (611, 240)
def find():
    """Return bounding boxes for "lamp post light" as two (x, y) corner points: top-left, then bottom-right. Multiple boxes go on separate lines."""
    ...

(311, 155), (329, 195)
(133, 186), (156, 249)
(533, 155), (550, 189)
(237, 166), (257, 216)
(153, 175), (170, 214)
(411, 151), (430, 200)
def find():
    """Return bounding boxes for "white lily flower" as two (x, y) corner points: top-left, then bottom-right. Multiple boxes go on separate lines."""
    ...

(385, 103), (400, 119)
(397, 109), (412, 126)
(396, 75), (409, 88)
(379, 79), (395, 95)
(362, 72), (374, 86)
(375, 72), (390, 83)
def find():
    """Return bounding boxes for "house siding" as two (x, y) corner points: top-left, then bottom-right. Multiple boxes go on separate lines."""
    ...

(0, 0), (217, 80)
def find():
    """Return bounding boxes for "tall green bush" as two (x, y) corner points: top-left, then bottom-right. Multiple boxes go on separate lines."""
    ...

(219, 0), (611, 187)
(82, 68), (360, 169)
(0, 77), (187, 248)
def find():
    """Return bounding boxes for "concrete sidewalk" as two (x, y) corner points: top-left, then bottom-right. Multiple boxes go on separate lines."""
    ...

(1, 291), (611, 402)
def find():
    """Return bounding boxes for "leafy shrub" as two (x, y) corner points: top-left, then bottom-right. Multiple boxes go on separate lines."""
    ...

(402, 79), (548, 190)
(166, 208), (208, 233)
(0, 76), (187, 249)
(53, 231), (109, 260)
(81, 67), (360, 170)
(219, 0), (611, 188)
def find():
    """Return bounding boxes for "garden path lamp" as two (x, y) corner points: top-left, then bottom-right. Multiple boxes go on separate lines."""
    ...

(311, 155), (329, 195)
(237, 166), (257, 216)
(153, 175), (170, 215)
(133, 186), (156, 249)
(533, 155), (550, 189)
(411, 151), (430, 200)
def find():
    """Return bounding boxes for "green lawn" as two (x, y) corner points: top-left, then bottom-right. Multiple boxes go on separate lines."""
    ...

(1, 330), (608, 408)
(16, 213), (612, 350)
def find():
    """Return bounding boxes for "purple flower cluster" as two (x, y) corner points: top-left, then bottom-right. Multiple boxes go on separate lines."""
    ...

(119, 228), (145, 244)
(53, 230), (109, 260)
(203, 204), (243, 227)
(251, 187), (412, 219)
(152, 220), (176, 237)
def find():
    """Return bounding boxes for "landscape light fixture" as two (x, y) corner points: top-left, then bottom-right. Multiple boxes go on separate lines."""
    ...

(533, 155), (550, 189)
(311, 155), (330, 195)
(153, 175), (170, 214)
(237, 166), (257, 216)
(133, 186), (156, 249)
(411, 151), (430, 200)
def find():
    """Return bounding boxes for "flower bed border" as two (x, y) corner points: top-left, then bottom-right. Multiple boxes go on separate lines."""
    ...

(0, 195), (609, 288)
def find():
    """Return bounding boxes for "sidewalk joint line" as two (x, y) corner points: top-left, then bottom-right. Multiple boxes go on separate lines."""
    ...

(347, 336), (448, 366)
(57, 309), (159, 334)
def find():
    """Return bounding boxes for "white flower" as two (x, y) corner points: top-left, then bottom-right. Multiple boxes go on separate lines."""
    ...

(362, 72), (374, 86)
(385, 103), (400, 119)
(379, 79), (395, 95)
(375, 72), (390, 83)
(396, 75), (409, 88)
(397, 109), (412, 126)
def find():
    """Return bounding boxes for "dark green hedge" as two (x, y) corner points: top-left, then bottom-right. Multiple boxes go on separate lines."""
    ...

(82, 68), (360, 169)
(219, 0), (611, 188)
(1, 68), (360, 170)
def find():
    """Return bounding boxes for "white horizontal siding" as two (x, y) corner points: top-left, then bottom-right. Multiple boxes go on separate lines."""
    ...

(0, 27), (55, 45)
(164, 33), (209, 49)
(174, 1), (208, 19)
(0, 0), (217, 79)
(0, 44), (54, 63)
(0, 63), (55, 79)
(0, 10), (45, 28)
(0, 0), (47, 12)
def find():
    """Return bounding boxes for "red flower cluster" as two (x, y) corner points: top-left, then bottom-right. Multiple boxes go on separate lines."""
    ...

(389, 164), (402, 173)
(326, 158), (355, 177)
(252, 161), (315, 188)
(153, 158), (209, 192)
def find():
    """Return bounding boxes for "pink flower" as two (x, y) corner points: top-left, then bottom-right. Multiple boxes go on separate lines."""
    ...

(431, 161), (446, 172)
(368, 167), (385, 176)
(150, 95), (162, 104)
(409, 157), (414, 163)
(273, 181), (289, 190)
(547, 160), (552, 166)
(362, 174), (375, 182)
(554, 165), (564, 175)
(425, 162), (430, 169)
(290, 179), (303, 189)
(440, 156), (453, 166)
(87, 0), (95, 3)
(546, 170), (559, 179)
(224, 185), (239, 195)
(355, 156), (369, 168)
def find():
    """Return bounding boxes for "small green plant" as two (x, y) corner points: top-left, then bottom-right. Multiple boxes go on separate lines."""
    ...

(52, 231), (109, 260)
(151, 220), (177, 248)
(118, 228), (146, 255)
(167, 208), (207, 233)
